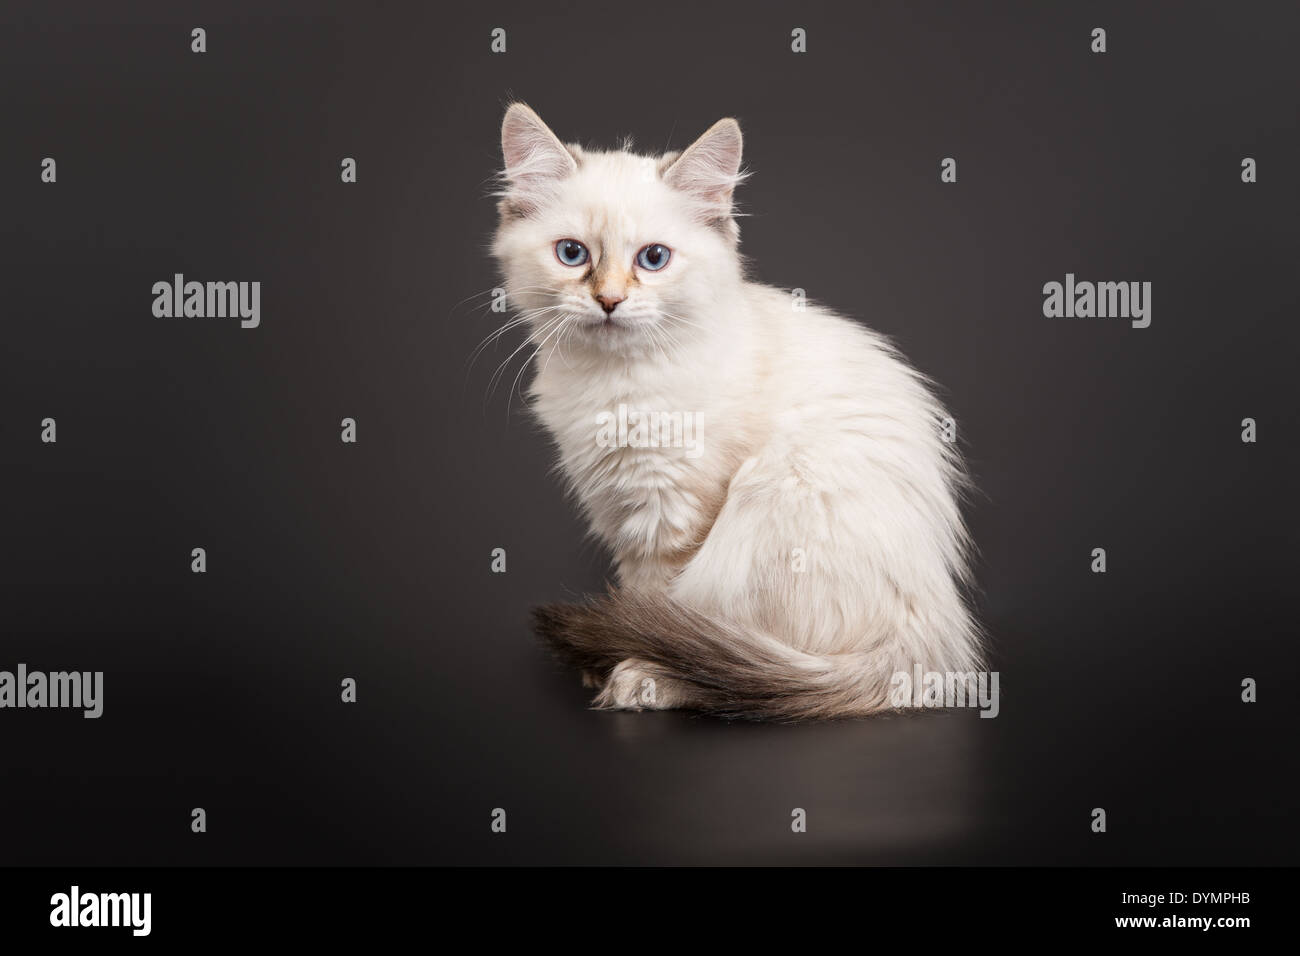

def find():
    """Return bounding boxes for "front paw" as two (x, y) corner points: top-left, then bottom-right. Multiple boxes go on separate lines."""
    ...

(591, 659), (673, 711)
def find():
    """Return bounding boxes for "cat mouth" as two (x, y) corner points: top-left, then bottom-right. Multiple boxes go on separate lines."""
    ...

(574, 312), (644, 334)
(578, 314), (623, 330)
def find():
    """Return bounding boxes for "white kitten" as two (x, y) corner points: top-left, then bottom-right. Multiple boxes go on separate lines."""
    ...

(492, 103), (981, 719)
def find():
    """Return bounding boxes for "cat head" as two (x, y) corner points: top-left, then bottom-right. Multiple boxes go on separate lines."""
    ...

(491, 103), (746, 353)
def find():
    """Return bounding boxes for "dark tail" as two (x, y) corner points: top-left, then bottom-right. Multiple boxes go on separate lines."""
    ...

(532, 590), (897, 720)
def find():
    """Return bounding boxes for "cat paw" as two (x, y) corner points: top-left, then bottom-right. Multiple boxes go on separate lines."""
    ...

(591, 659), (679, 711)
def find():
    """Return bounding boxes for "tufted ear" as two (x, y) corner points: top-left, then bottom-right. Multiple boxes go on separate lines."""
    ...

(499, 103), (578, 216)
(662, 118), (744, 222)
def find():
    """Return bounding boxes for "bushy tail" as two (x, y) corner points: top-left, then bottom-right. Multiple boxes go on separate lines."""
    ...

(532, 591), (900, 721)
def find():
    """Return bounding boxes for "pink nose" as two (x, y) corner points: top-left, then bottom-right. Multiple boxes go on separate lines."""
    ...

(596, 293), (625, 314)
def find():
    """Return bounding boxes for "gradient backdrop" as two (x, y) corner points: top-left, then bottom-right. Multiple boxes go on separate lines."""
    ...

(2, 0), (1297, 864)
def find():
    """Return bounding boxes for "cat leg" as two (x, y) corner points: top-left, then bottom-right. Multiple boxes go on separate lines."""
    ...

(591, 658), (696, 711)
(615, 556), (682, 594)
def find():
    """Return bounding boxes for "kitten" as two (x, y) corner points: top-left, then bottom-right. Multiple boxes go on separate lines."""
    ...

(491, 103), (981, 719)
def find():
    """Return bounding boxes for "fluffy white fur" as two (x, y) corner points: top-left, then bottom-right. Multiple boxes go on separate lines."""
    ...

(492, 103), (981, 719)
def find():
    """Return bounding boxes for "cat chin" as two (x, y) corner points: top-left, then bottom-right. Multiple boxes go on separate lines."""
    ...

(570, 321), (663, 355)
(573, 314), (652, 336)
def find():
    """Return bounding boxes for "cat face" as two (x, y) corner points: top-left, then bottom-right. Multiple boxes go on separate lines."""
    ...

(492, 104), (745, 353)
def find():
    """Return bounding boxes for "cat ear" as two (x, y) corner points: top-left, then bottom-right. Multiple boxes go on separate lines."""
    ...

(499, 103), (578, 216)
(663, 118), (744, 221)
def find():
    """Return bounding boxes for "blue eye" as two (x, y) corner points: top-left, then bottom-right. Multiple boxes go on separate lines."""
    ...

(636, 243), (671, 271)
(555, 239), (589, 267)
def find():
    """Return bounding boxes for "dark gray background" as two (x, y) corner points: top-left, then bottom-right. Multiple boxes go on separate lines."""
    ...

(2, 0), (1296, 864)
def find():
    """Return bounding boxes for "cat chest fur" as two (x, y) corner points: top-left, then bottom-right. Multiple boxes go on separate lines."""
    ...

(536, 389), (737, 585)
